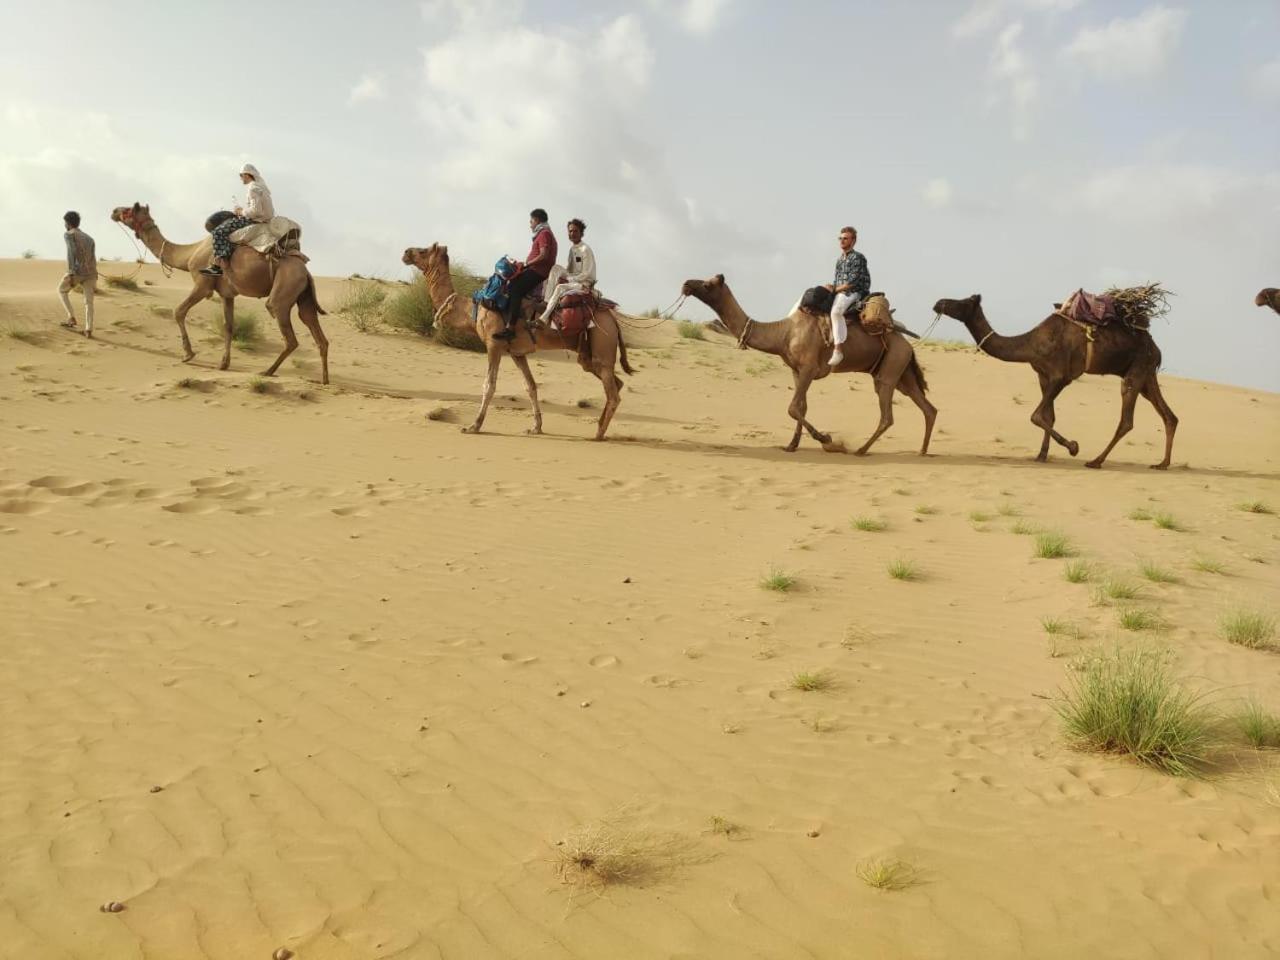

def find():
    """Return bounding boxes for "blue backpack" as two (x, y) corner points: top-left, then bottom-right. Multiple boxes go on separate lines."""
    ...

(473, 256), (518, 312)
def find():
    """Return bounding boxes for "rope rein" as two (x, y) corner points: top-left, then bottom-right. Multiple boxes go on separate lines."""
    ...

(976, 330), (996, 355)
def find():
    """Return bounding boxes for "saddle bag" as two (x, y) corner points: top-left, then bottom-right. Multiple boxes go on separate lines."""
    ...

(558, 291), (593, 337)
(860, 294), (893, 335)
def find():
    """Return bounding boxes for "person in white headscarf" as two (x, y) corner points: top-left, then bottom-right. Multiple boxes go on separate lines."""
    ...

(202, 163), (276, 276)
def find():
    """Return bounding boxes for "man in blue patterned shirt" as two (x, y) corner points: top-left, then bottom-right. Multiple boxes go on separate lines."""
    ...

(825, 226), (870, 365)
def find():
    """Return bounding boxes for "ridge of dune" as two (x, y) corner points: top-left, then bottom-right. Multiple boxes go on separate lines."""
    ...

(2, 258), (1278, 959)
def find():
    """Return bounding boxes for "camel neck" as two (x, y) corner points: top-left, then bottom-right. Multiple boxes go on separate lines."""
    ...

(704, 289), (790, 357)
(422, 261), (457, 309)
(138, 223), (202, 271)
(421, 260), (470, 330)
(961, 305), (1036, 362)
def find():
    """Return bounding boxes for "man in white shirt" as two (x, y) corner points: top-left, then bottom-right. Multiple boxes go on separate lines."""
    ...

(539, 217), (597, 322)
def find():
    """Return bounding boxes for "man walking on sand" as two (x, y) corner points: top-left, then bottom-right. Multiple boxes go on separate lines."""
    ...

(58, 211), (97, 338)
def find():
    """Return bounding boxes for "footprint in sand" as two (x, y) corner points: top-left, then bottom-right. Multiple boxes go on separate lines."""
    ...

(347, 632), (380, 646)
(589, 654), (620, 668)
(0, 499), (49, 515)
(149, 538), (178, 547)
(17, 579), (57, 590)
(232, 505), (271, 516)
(500, 652), (539, 665)
(163, 500), (219, 515)
(646, 674), (683, 688)
(331, 506), (369, 517)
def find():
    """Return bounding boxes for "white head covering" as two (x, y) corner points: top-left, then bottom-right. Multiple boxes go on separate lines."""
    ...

(240, 163), (268, 191)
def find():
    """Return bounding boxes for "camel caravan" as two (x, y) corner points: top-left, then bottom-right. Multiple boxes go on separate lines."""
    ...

(94, 164), (1279, 468)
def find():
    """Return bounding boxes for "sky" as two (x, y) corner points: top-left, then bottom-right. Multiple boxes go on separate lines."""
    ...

(1, 0), (1278, 390)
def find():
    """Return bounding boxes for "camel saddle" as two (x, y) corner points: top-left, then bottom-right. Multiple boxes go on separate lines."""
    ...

(1056, 289), (1116, 327)
(799, 287), (917, 343)
(229, 216), (305, 259)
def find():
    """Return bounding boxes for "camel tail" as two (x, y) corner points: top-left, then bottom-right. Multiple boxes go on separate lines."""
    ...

(908, 352), (929, 393)
(613, 315), (635, 376)
(302, 274), (327, 316)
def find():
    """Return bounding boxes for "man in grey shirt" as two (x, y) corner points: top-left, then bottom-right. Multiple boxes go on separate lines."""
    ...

(58, 210), (97, 337)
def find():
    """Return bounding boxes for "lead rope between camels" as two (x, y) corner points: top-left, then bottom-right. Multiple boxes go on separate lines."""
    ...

(614, 293), (687, 329)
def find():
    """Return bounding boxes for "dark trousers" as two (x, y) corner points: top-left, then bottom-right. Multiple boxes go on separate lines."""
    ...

(504, 270), (546, 325)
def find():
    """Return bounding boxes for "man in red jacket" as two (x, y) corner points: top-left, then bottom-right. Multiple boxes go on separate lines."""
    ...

(494, 208), (558, 340)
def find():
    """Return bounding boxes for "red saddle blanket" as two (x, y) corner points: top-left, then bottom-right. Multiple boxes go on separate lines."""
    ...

(553, 291), (616, 338)
(1058, 289), (1117, 326)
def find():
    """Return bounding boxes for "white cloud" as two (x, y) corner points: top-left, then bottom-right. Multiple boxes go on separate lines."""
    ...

(922, 178), (953, 208)
(648, 0), (734, 35)
(1253, 57), (1280, 100)
(1062, 5), (1188, 79)
(348, 73), (387, 104)
(1068, 162), (1280, 223)
(952, 0), (1081, 38)
(990, 22), (1038, 139)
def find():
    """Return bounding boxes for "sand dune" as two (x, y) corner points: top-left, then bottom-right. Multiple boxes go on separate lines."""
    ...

(2, 257), (1278, 959)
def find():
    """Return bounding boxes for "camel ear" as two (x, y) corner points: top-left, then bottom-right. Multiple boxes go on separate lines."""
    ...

(973, 293), (982, 304)
(132, 202), (141, 213)
(714, 273), (724, 283)
(440, 245), (448, 255)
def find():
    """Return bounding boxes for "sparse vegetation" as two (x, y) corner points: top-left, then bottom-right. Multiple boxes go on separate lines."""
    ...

(1057, 647), (1213, 776)
(789, 670), (835, 692)
(676, 320), (705, 340)
(1094, 578), (1142, 604)
(1138, 560), (1179, 584)
(1152, 512), (1184, 532)
(1118, 608), (1164, 632)
(1236, 701), (1280, 748)
(1128, 508), (1152, 521)
(1220, 609), (1277, 651)
(384, 277), (435, 336)
(969, 510), (993, 523)
(1034, 531), (1074, 559)
(1238, 501), (1273, 515)
(887, 558), (919, 581)
(104, 274), (140, 292)
(760, 568), (797, 592)
(997, 502), (1021, 517)
(851, 516), (887, 532)
(914, 505), (939, 516)
(1010, 519), (1038, 536)
(21, 249), (37, 259)
(1042, 617), (1083, 639)
(1191, 556), (1228, 575)
(856, 857), (919, 891)
(1064, 560), (1094, 584)
(425, 406), (454, 422)
(248, 376), (274, 395)
(554, 816), (690, 891)
(337, 279), (387, 332)
(707, 816), (744, 838)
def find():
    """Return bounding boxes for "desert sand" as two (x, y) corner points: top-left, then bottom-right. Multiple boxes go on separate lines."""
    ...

(1, 256), (1278, 959)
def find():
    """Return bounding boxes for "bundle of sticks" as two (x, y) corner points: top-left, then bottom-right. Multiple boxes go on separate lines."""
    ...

(1103, 283), (1172, 330)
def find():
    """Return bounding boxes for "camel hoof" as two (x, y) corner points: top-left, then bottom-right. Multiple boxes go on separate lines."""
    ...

(182, 352), (196, 363)
(814, 433), (832, 445)
(592, 435), (608, 442)
(1084, 460), (1103, 470)
(219, 361), (230, 371)
(525, 428), (543, 436)
(461, 425), (481, 435)
(258, 370), (277, 378)
(1150, 462), (1170, 471)
(1067, 440), (1080, 457)
(783, 443), (799, 453)
(1035, 454), (1049, 463)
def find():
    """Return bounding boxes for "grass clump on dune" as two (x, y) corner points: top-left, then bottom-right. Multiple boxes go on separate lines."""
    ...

(337, 279), (387, 332)
(1094, 578), (1142, 605)
(1220, 609), (1277, 651)
(856, 858), (919, 891)
(105, 274), (140, 292)
(1235, 702), (1280, 748)
(1118, 607), (1164, 632)
(248, 376), (275, 395)
(914, 505), (939, 516)
(1057, 647), (1213, 776)
(1041, 617), (1083, 639)
(887, 558), (919, 582)
(1010, 519), (1038, 536)
(1064, 560), (1094, 584)
(384, 277), (435, 336)
(1191, 556), (1228, 576)
(1237, 501), (1273, 515)
(1152, 511), (1185, 531)
(1034, 531), (1074, 559)
(554, 816), (691, 892)
(1128, 507), (1153, 522)
(676, 320), (705, 340)
(789, 670), (835, 692)
(759, 568), (797, 593)
(1138, 559), (1179, 584)
(851, 516), (887, 532)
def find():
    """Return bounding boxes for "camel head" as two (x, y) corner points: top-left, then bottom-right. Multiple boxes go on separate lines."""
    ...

(111, 203), (154, 236)
(402, 243), (448, 273)
(681, 273), (726, 304)
(1256, 287), (1279, 313)
(932, 294), (981, 322)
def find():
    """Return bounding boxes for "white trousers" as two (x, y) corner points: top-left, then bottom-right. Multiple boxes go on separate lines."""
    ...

(541, 269), (591, 320)
(58, 274), (96, 332)
(830, 292), (858, 346)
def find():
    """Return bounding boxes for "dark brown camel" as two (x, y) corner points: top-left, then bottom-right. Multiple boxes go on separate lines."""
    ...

(682, 275), (936, 455)
(1256, 288), (1279, 315)
(933, 294), (1177, 469)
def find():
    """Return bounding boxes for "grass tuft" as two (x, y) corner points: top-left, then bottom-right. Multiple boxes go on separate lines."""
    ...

(851, 516), (888, 532)
(1152, 512), (1184, 532)
(1236, 701), (1280, 748)
(1034, 531), (1074, 559)
(1117, 607), (1164, 632)
(1237, 501), (1273, 515)
(1220, 610), (1277, 651)
(707, 816), (744, 839)
(1191, 556), (1228, 575)
(887, 558), (919, 582)
(1094, 578), (1142, 604)
(1010, 519), (1038, 536)
(997, 502), (1021, 517)
(554, 817), (691, 892)
(248, 376), (274, 395)
(384, 277), (436, 336)
(914, 505), (939, 516)
(969, 510), (994, 523)
(105, 274), (140, 292)
(789, 670), (835, 692)
(1042, 617), (1083, 639)
(1138, 559), (1179, 584)
(1128, 508), (1153, 521)
(759, 568), (797, 593)
(1057, 647), (1213, 776)
(676, 320), (705, 340)
(856, 858), (919, 891)
(337, 279), (387, 332)
(1064, 560), (1094, 584)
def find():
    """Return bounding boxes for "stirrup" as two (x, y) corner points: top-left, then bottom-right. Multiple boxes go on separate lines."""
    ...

(200, 264), (223, 277)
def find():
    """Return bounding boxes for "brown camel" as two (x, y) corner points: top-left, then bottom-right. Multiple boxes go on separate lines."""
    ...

(933, 294), (1177, 470)
(681, 275), (936, 455)
(1256, 288), (1279, 315)
(110, 203), (330, 384)
(402, 244), (635, 440)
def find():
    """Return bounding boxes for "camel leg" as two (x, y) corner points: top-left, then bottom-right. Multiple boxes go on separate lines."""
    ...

(172, 285), (212, 363)
(594, 365), (622, 441)
(297, 299), (330, 385)
(1140, 375), (1178, 470)
(463, 350), (503, 434)
(896, 368), (937, 456)
(1029, 375), (1079, 461)
(219, 296), (235, 371)
(1085, 372), (1143, 469)
(785, 369), (828, 451)
(512, 354), (543, 435)
(262, 301), (299, 378)
(854, 375), (897, 456)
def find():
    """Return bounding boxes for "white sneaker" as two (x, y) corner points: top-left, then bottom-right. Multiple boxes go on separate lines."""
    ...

(828, 349), (843, 366)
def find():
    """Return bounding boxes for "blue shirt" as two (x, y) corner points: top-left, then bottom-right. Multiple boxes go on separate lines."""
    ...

(833, 250), (870, 299)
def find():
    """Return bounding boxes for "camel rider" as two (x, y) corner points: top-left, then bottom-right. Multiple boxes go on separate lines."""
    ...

(539, 218), (596, 323)
(493, 208), (557, 340)
(826, 225), (870, 366)
(201, 163), (275, 277)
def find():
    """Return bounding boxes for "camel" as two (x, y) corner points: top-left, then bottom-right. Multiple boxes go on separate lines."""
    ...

(109, 203), (329, 384)
(1256, 288), (1279, 315)
(933, 294), (1177, 470)
(681, 274), (936, 455)
(402, 244), (635, 439)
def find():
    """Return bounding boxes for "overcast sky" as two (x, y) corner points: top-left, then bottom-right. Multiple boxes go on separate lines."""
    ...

(2, 0), (1277, 390)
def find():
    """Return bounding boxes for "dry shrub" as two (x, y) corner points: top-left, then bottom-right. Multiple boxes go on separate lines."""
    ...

(554, 814), (699, 894)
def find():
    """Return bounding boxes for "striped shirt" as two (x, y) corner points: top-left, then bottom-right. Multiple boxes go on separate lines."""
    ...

(64, 228), (97, 279)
